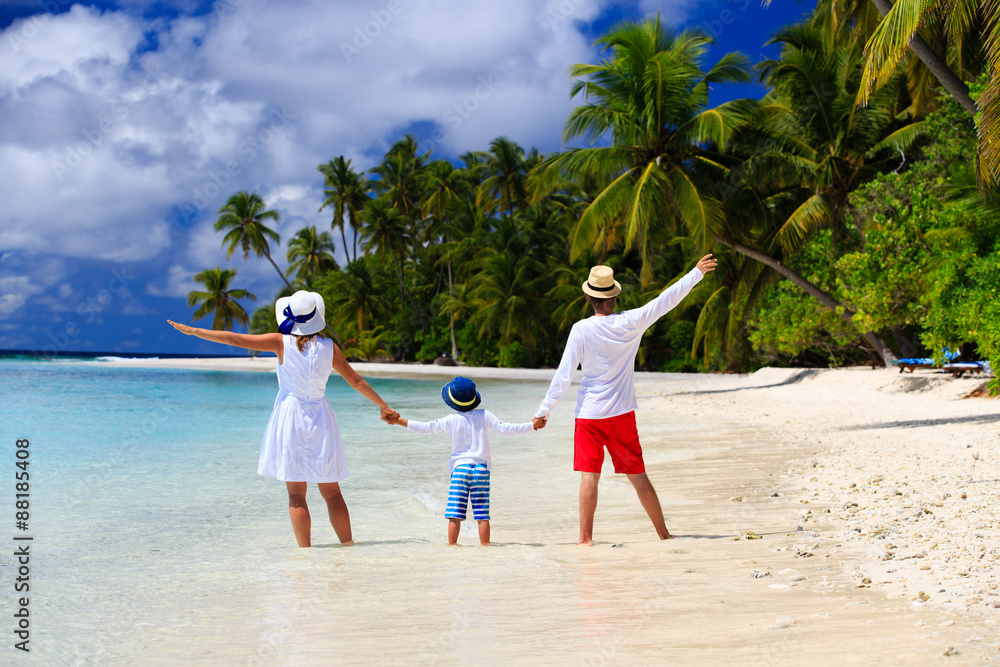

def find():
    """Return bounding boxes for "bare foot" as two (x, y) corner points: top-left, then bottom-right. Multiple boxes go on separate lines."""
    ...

(576, 539), (594, 546)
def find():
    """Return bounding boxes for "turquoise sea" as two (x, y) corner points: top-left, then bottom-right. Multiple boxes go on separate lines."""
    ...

(0, 357), (755, 665)
(0, 358), (590, 664)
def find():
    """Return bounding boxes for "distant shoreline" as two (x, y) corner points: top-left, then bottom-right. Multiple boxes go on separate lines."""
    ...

(70, 355), (563, 381)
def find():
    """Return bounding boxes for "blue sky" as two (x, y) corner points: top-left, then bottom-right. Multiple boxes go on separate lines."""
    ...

(0, 0), (813, 356)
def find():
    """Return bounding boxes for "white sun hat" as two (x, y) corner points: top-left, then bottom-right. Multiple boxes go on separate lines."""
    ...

(274, 291), (326, 336)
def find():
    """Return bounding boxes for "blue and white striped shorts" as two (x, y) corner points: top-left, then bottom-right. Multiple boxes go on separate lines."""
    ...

(445, 463), (490, 521)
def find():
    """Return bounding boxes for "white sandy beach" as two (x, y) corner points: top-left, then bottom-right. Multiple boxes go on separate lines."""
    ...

(85, 356), (1000, 663)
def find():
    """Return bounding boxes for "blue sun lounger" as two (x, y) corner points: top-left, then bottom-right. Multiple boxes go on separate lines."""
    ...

(890, 349), (960, 373)
(891, 358), (936, 373)
(942, 361), (994, 378)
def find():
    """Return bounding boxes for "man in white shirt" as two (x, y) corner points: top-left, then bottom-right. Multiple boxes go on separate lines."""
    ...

(535, 255), (717, 544)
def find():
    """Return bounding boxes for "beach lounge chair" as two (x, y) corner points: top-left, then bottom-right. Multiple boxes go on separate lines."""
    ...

(942, 360), (994, 378)
(891, 357), (936, 373)
(890, 349), (960, 373)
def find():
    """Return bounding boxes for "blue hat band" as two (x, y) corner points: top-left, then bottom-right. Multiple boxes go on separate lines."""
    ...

(278, 305), (316, 334)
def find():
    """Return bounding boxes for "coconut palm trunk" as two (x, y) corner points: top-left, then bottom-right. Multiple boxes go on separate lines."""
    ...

(866, 0), (977, 115)
(719, 237), (898, 367)
(447, 259), (458, 360)
(263, 247), (293, 290)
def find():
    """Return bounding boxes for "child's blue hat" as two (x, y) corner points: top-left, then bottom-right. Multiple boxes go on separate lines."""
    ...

(442, 376), (481, 412)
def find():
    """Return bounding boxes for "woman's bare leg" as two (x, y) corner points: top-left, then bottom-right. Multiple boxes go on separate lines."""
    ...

(286, 482), (311, 547)
(318, 482), (352, 544)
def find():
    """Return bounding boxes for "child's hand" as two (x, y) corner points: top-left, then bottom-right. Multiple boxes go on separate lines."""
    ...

(532, 416), (547, 431)
(380, 406), (399, 424)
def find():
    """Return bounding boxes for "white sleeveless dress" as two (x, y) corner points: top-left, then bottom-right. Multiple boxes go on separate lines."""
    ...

(257, 335), (350, 483)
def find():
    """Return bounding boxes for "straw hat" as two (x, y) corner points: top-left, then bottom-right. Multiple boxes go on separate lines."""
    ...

(581, 265), (621, 298)
(274, 291), (326, 336)
(441, 376), (482, 412)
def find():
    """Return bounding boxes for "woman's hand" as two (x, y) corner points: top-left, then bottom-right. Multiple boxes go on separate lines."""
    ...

(532, 416), (547, 431)
(167, 320), (198, 336)
(380, 406), (399, 424)
(695, 254), (717, 275)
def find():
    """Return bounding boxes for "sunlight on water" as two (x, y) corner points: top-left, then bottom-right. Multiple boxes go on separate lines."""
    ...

(0, 360), (748, 665)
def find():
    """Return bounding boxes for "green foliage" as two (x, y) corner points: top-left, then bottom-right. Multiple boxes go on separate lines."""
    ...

(497, 341), (529, 369)
(414, 324), (451, 363)
(747, 278), (858, 364)
(196, 14), (998, 387)
(187, 267), (256, 332)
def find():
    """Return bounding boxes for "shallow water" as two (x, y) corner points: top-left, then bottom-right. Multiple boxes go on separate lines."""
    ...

(3, 359), (697, 665)
(5, 360), (989, 665)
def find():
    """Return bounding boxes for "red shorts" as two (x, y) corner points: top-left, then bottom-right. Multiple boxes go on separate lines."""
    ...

(574, 411), (645, 474)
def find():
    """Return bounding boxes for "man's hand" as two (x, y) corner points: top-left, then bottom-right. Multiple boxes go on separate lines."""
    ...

(532, 416), (547, 431)
(695, 254), (717, 275)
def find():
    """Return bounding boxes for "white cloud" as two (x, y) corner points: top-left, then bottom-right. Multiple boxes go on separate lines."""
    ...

(0, 0), (639, 327)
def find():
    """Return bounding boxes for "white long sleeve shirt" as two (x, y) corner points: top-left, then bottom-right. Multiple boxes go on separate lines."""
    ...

(535, 267), (705, 420)
(405, 409), (534, 471)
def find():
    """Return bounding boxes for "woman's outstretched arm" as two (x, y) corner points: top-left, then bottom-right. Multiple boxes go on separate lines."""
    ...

(331, 344), (397, 423)
(167, 320), (283, 356)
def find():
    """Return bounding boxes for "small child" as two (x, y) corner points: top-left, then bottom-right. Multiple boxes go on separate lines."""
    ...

(388, 377), (546, 546)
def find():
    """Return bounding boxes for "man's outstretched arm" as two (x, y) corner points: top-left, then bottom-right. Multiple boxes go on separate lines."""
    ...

(630, 254), (716, 330)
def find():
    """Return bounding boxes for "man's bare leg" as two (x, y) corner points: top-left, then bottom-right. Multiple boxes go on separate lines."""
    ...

(578, 472), (601, 544)
(627, 472), (671, 539)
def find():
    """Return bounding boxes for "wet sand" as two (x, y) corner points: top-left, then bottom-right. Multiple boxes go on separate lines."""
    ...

(89, 358), (1000, 663)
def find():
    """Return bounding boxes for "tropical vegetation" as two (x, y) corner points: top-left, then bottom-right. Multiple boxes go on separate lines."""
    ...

(188, 4), (999, 393)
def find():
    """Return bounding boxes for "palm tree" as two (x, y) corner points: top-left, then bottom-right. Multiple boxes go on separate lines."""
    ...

(359, 196), (424, 323)
(249, 302), (278, 334)
(322, 257), (387, 336)
(468, 246), (547, 366)
(765, 0), (978, 114)
(187, 267), (256, 330)
(215, 191), (291, 290)
(478, 137), (529, 218)
(535, 16), (753, 286)
(286, 226), (338, 284)
(341, 326), (392, 362)
(369, 135), (426, 221)
(318, 156), (369, 263)
(754, 22), (926, 245)
(420, 161), (473, 358)
(767, 0), (996, 184)
(711, 19), (926, 365)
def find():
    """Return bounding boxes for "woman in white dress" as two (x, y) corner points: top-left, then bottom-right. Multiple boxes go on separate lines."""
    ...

(168, 291), (397, 547)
